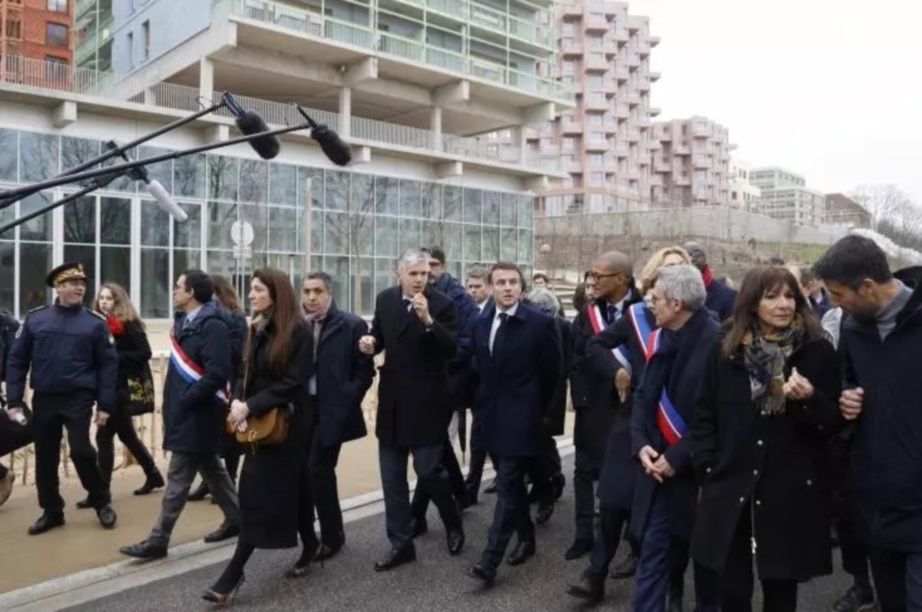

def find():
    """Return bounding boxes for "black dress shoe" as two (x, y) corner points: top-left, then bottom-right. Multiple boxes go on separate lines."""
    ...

(134, 471), (165, 496)
(97, 505), (117, 529)
(466, 563), (496, 585)
(314, 540), (343, 563)
(610, 552), (637, 579)
(567, 571), (605, 603)
(75, 498), (92, 509)
(447, 529), (465, 556)
(535, 502), (554, 525)
(27, 513), (65, 535)
(373, 547), (416, 572)
(187, 482), (209, 501)
(120, 539), (168, 560)
(204, 521), (240, 543)
(565, 539), (593, 561)
(411, 517), (428, 538)
(507, 539), (536, 566)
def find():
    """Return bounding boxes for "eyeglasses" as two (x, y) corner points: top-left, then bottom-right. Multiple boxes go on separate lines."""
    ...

(586, 271), (624, 282)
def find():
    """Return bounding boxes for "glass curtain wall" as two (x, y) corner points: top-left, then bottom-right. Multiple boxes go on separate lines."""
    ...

(0, 127), (535, 318)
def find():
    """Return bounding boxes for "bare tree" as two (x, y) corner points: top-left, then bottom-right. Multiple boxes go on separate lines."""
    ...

(851, 184), (908, 232)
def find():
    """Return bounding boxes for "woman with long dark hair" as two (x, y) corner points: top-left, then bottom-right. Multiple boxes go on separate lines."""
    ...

(202, 268), (314, 603)
(80, 283), (163, 506)
(690, 266), (843, 611)
(187, 274), (249, 503)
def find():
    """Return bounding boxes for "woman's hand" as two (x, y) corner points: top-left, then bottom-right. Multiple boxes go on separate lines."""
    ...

(783, 367), (814, 400)
(227, 400), (250, 431)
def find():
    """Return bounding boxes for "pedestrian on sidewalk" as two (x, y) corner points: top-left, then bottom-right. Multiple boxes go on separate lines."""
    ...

(75, 282), (163, 508)
(5, 261), (119, 534)
(204, 268), (314, 603)
(119, 270), (240, 561)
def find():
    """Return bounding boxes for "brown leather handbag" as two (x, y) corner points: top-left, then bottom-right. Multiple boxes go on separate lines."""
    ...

(226, 347), (289, 451)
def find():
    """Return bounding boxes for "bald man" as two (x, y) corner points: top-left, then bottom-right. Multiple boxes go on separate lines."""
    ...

(567, 251), (642, 566)
(684, 242), (736, 321)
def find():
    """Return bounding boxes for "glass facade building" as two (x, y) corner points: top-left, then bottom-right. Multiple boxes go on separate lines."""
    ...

(0, 127), (534, 319)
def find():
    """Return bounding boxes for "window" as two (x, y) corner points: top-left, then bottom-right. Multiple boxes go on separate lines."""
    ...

(127, 32), (134, 67)
(45, 22), (68, 48)
(141, 20), (150, 61)
(5, 19), (22, 40)
(47, 0), (68, 11)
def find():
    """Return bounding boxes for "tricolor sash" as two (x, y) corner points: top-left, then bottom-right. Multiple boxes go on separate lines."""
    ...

(645, 328), (687, 446)
(587, 303), (632, 374)
(168, 329), (231, 405)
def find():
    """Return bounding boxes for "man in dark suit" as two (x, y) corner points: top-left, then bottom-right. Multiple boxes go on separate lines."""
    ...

(359, 249), (465, 571)
(466, 263), (562, 584)
(685, 242), (737, 322)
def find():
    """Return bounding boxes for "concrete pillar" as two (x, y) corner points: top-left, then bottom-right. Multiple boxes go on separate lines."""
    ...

(338, 87), (351, 138)
(199, 58), (214, 102)
(430, 106), (443, 151)
(510, 126), (526, 164)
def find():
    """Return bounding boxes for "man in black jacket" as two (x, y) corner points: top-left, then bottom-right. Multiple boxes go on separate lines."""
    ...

(359, 249), (464, 571)
(301, 271), (375, 562)
(815, 236), (922, 612)
(119, 270), (240, 560)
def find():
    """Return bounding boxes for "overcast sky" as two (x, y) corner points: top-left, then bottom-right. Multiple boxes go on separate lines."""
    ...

(629, 0), (920, 201)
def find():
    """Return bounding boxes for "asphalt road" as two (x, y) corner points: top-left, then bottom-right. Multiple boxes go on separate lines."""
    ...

(64, 455), (855, 611)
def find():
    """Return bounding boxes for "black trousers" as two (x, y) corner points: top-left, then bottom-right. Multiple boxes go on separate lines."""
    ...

(32, 392), (110, 514)
(411, 434), (466, 521)
(480, 456), (535, 570)
(701, 504), (798, 612)
(308, 427), (345, 547)
(95, 409), (159, 486)
(868, 549), (922, 612)
(296, 416), (321, 554)
(830, 442), (871, 589)
(573, 448), (599, 544)
(588, 507), (630, 578)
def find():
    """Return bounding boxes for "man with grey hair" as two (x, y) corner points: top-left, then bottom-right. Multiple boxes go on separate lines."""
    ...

(630, 264), (720, 612)
(358, 249), (465, 571)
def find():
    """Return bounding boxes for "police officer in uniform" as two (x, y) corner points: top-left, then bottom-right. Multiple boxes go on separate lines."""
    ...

(6, 261), (119, 535)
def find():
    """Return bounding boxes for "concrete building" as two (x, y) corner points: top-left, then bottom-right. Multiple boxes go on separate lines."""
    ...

(825, 192), (872, 228)
(728, 160), (760, 212)
(526, 0), (660, 215)
(750, 167), (825, 224)
(0, 0), (572, 320)
(73, 0), (113, 72)
(651, 116), (731, 207)
(0, 0), (72, 68)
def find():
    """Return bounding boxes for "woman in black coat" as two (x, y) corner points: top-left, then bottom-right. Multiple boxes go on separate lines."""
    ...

(203, 268), (314, 604)
(86, 283), (163, 503)
(690, 266), (843, 612)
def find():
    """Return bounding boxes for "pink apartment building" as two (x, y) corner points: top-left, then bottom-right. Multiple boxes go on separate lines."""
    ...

(651, 116), (732, 207)
(524, 0), (660, 215)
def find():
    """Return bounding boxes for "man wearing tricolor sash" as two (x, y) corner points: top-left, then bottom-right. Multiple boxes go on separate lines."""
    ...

(628, 265), (720, 612)
(567, 251), (638, 561)
(120, 270), (241, 561)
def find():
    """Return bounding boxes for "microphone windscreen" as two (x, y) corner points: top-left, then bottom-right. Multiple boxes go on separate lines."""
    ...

(235, 112), (281, 160)
(311, 124), (352, 167)
(147, 180), (188, 222)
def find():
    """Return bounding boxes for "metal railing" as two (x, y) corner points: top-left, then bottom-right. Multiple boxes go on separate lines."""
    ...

(0, 55), (562, 173)
(221, 0), (571, 102)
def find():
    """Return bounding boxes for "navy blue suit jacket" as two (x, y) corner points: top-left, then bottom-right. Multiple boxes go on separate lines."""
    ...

(471, 301), (562, 458)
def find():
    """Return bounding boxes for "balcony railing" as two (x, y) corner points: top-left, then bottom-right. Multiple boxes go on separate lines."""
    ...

(221, 0), (570, 102)
(0, 55), (561, 173)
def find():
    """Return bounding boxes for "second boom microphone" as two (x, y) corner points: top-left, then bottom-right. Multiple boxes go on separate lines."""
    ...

(223, 92), (281, 160)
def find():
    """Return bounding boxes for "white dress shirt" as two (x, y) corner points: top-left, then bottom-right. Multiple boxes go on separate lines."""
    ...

(489, 301), (519, 354)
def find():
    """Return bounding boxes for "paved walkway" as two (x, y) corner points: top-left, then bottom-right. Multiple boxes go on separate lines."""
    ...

(3, 450), (856, 612)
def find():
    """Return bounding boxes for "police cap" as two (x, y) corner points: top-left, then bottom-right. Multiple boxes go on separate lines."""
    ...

(46, 261), (88, 288)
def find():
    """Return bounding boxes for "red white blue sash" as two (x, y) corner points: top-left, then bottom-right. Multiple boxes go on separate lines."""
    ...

(645, 328), (686, 446)
(168, 329), (230, 405)
(587, 303), (632, 374)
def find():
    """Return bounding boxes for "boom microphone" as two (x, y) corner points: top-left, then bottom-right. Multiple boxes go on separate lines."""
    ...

(223, 92), (281, 160)
(296, 107), (352, 167)
(105, 141), (187, 222)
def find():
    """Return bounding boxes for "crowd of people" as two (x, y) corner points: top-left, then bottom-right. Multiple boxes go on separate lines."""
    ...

(0, 233), (919, 612)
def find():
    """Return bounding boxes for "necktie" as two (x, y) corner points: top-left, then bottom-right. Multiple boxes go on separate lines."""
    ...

(607, 304), (618, 323)
(402, 298), (412, 315)
(492, 312), (509, 355)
